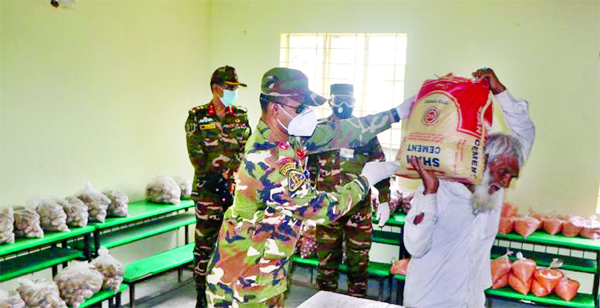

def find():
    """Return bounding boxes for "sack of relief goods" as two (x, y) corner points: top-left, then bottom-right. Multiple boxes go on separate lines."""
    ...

(395, 74), (493, 185)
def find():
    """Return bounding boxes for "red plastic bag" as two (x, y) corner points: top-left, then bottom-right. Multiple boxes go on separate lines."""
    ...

(561, 215), (584, 237)
(531, 279), (550, 297)
(514, 216), (540, 238)
(501, 202), (518, 218)
(390, 258), (410, 276)
(529, 208), (546, 230)
(543, 214), (563, 235)
(512, 252), (536, 283)
(493, 274), (509, 289)
(580, 215), (600, 240)
(498, 217), (515, 235)
(395, 74), (492, 185)
(555, 277), (580, 302)
(491, 251), (512, 283)
(533, 259), (564, 294)
(508, 273), (532, 295)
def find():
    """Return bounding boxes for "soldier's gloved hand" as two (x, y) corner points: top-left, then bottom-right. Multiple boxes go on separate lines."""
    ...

(376, 202), (391, 227)
(360, 161), (400, 187)
(394, 96), (416, 120)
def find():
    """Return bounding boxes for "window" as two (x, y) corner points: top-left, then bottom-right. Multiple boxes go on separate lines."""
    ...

(279, 33), (408, 159)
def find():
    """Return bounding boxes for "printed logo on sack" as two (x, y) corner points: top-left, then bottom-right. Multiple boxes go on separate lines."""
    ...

(422, 107), (440, 126)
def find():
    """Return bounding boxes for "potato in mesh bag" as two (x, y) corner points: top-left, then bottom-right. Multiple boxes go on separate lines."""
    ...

(146, 175), (181, 204)
(91, 247), (125, 292)
(29, 197), (69, 232)
(0, 290), (25, 308)
(57, 196), (89, 228)
(172, 175), (192, 198)
(13, 206), (44, 239)
(0, 208), (15, 244)
(54, 261), (104, 308)
(16, 278), (66, 308)
(102, 190), (128, 217)
(76, 181), (110, 223)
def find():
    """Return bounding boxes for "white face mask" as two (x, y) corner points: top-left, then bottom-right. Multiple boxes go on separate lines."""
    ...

(277, 105), (318, 137)
(220, 89), (238, 106)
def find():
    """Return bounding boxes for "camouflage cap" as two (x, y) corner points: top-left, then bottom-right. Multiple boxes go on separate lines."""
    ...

(330, 83), (354, 96)
(261, 67), (326, 107)
(211, 66), (247, 87)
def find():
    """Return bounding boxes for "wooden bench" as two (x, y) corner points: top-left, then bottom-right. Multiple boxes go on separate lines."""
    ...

(123, 243), (195, 308)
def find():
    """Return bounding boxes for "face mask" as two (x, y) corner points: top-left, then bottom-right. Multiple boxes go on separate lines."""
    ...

(220, 89), (238, 106)
(331, 95), (355, 119)
(277, 105), (318, 137)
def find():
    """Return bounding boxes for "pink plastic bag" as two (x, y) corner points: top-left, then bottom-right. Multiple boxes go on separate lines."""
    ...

(390, 258), (410, 276)
(502, 202), (518, 218)
(491, 251), (512, 283)
(511, 252), (536, 283)
(514, 216), (540, 238)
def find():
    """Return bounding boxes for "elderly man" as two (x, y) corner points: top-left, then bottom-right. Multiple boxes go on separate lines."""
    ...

(205, 67), (410, 307)
(403, 68), (536, 308)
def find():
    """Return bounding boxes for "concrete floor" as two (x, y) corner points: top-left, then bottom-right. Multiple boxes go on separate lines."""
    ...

(116, 266), (526, 308)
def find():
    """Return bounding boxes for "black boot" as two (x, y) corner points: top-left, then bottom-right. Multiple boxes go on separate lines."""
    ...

(196, 289), (208, 308)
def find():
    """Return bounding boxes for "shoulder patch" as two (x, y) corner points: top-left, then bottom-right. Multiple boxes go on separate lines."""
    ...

(188, 103), (211, 115)
(233, 105), (248, 114)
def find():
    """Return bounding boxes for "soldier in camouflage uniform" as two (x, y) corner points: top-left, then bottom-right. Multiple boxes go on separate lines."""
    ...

(205, 68), (413, 307)
(307, 84), (392, 298)
(186, 66), (252, 308)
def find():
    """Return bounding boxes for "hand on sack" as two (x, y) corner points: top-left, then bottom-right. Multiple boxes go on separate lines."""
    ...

(394, 96), (416, 120)
(472, 67), (506, 95)
(361, 161), (400, 187)
(409, 156), (439, 195)
(376, 202), (391, 227)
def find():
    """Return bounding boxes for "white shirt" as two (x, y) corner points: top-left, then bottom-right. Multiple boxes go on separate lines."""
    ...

(403, 90), (536, 308)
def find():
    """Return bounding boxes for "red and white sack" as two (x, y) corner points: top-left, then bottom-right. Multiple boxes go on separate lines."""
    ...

(395, 74), (492, 185)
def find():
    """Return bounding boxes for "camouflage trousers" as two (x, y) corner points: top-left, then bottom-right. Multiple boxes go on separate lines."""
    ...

(316, 198), (373, 297)
(206, 290), (285, 308)
(193, 193), (232, 291)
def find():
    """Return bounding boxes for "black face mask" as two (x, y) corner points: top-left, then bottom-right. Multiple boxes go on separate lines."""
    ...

(331, 95), (355, 119)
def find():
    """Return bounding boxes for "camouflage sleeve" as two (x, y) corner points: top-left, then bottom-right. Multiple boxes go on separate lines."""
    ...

(304, 110), (396, 154)
(185, 113), (207, 171)
(368, 138), (391, 204)
(239, 149), (370, 225)
(306, 154), (319, 186)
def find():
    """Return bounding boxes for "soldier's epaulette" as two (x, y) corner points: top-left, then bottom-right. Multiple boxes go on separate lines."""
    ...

(188, 103), (211, 115)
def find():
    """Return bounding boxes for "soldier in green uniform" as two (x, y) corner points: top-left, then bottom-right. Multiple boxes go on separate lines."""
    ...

(307, 84), (392, 298)
(186, 66), (252, 308)
(205, 67), (412, 307)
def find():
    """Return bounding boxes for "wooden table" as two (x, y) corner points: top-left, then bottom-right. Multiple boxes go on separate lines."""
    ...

(297, 291), (404, 308)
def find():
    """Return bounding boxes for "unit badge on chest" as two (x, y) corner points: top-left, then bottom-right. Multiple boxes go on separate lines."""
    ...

(279, 161), (307, 192)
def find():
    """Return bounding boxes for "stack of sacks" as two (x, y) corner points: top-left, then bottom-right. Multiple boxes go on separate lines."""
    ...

(57, 196), (89, 228)
(390, 258), (410, 276)
(508, 252), (536, 295)
(514, 215), (540, 239)
(0, 208), (15, 244)
(54, 261), (104, 308)
(76, 181), (111, 223)
(531, 259), (564, 297)
(491, 251), (512, 289)
(0, 290), (25, 308)
(30, 197), (69, 232)
(13, 206), (44, 239)
(16, 278), (66, 308)
(91, 247), (125, 292)
(498, 203), (517, 235)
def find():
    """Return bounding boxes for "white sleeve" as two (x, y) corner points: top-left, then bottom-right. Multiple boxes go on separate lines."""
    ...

(403, 185), (438, 258)
(495, 90), (536, 159)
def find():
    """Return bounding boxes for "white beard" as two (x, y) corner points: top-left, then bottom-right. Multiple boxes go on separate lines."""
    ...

(470, 169), (504, 214)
